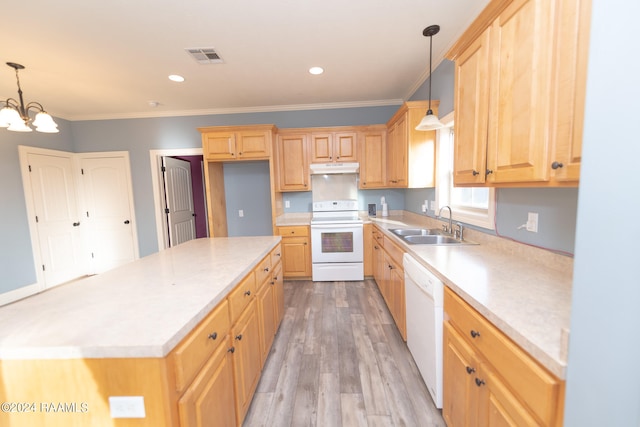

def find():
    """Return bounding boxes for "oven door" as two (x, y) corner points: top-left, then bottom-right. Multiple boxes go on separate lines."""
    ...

(310, 223), (364, 263)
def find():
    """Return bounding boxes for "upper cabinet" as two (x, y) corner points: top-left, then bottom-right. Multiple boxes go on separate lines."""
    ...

(447, 0), (590, 187)
(275, 131), (310, 192)
(358, 126), (387, 189)
(200, 125), (275, 161)
(310, 131), (358, 163)
(386, 101), (438, 188)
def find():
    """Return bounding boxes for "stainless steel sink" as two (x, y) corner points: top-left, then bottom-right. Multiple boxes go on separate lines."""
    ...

(388, 227), (477, 245)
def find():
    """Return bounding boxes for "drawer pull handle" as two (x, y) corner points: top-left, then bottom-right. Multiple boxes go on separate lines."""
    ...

(264, 267), (269, 272)
(228, 347), (235, 354)
(551, 161), (564, 169)
(472, 170), (480, 176)
(276, 253), (281, 257)
(208, 332), (218, 340)
(244, 290), (251, 297)
(235, 334), (243, 341)
(466, 366), (475, 375)
(475, 378), (485, 387)
(470, 330), (481, 338)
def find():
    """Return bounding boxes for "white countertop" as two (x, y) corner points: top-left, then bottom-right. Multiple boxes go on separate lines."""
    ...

(0, 236), (281, 360)
(371, 215), (572, 379)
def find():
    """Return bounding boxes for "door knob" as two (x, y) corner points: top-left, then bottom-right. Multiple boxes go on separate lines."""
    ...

(124, 220), (130, 224)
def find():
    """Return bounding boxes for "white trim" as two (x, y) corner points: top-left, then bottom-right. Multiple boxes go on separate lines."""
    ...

(0, 282), (41, 307)
(149, 148), (203, 251)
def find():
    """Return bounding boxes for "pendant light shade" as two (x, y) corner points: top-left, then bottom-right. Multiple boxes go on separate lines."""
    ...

(416, 25), (444, 131)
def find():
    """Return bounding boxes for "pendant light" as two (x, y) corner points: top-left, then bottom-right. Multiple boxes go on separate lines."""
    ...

(415, 25), (444, 131)
(0, 62), (59, 133)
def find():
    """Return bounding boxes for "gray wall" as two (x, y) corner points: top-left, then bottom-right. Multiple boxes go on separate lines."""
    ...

(223, 161), (272, 237)
(564, 0), (640, 425)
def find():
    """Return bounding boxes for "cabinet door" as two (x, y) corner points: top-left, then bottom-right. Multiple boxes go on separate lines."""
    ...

(310, 133), (333, 163)
(359, 130), (386, 188)
(237, 130), (270, 159)
(178, 336), (236, 427)
(204, 132), (237, 160)
(372, 236), (384, 287)
(387, 115), (408, 187)
(334, 132), (358, 162)
(276, 133), (309, 191)
(389, 260), (406, 340)
(443, 321), (479, 427)
(280, 236), (310, 277)
(486, 0), (555, 183)
(231, 300), (262, 424)
(257, 277), (276, 367)
(271, 262), (284, 328)
(453, 27), (491, 185)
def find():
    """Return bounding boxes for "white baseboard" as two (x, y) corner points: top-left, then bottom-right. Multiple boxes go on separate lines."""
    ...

(0, 283), (42, 307)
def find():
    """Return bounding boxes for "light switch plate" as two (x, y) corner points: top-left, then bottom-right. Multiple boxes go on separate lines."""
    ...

(526, 212), (539, 233)
(109, 396), (146, 418)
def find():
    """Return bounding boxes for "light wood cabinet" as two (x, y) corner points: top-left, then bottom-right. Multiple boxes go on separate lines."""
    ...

(358, 126), (387, 188)
(447, 0), (590, 187)
(385, 101), (438, 188)
(275, 132), (310, 191)
(257, 258), (276, 366)
(178, 335), (237, 427)
(310, 131), (358, 163)
(371, 226), (406, 340)
(201, 126), (273, 161)
(443, 287), (565, 427)
(277, 226), (311, 278)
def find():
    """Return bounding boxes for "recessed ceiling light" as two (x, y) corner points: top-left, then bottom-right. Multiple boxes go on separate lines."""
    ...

(168, 74), (185, 82)
(309, 67), (324, 75)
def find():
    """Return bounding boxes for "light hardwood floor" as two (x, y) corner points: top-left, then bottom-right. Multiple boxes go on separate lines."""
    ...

(243, 279), (445, 427)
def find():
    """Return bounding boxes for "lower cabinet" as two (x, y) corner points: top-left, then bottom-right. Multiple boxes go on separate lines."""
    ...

(443, 287), (565, 427)
(277, 226), (311, 278)
(371, 225), (407, 340)
(172, 243), (284, 427)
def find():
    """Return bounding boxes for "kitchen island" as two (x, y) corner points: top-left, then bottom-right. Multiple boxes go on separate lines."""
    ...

(0, 236), (282, 427)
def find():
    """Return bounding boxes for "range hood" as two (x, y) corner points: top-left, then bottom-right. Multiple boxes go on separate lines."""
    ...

(309, 162), (359, 174)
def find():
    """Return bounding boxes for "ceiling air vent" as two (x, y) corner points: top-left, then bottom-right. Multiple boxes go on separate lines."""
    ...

(185, 48), (224, 64)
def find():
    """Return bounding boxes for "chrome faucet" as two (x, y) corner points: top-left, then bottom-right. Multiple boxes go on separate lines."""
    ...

(438, 206), (452, 234)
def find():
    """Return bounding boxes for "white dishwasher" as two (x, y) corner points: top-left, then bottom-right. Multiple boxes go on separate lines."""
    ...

(403, 253), (444, 408)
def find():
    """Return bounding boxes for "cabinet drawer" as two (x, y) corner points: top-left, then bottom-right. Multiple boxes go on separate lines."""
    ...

(444, 288), (562, 425)
(228, 272), (257, 324)
(278, 226), (309, 237)
(372, 228), (384, 247)
(271, 243), (282, 267)
(173, 299), (230, 392)
(382, 235), (404, 265)
(255, 255), (271, 288)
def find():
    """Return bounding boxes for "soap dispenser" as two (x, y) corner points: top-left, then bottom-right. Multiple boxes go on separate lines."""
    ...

(381, 196), (389, 217)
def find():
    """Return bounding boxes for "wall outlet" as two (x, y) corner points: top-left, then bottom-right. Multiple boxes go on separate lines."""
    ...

(526, 212), (539, 233)
(238, 209), (244, 217)
(421, 202), (427, 213)
(285, 200), (290, 208)
(430, 200), (436, 211)
(109, 396), (146, 418)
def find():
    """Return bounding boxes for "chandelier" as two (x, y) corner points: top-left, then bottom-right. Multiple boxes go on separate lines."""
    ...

(0, 62), (59, 133)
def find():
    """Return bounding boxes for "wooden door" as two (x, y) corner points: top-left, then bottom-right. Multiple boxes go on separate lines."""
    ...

(276, 133), (309, 191)
(486, 0), (555, 183)
(359, 130), (386, 188)
(26, 151), (85, 287)
(443, 321), (479, 427)
(453, 27), (491, 185)
(80, 154), (138, 273)
(162, 156), (196, 247)
(280, 236), (309, 277)
(478, 367), (539, 427)
(334, 132), (358, 162)
(178, 337), (237, 427)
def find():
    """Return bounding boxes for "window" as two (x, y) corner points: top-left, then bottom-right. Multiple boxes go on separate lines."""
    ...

(435, 112), (495, 230)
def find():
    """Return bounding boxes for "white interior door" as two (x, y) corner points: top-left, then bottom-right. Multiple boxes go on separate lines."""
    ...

(80, 154), (138, 274)
(26, 152), (85, 287)
(162, 156), (196, 246)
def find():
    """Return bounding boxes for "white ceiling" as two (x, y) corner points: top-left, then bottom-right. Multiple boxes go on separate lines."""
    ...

(0, 0), (488, 122)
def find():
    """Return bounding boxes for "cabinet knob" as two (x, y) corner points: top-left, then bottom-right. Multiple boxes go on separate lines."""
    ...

(485, 169), (493, 176)
(264, 267), (269, 272)
(475, 378), (486, 387)
(551, 161), (564, 169)
(235, 334), (243, 341)
(472, 170), (480, 176)
(228, 347), (235, 354)
(388, 264), (394, 270)
(466, 366), (475, 375)
(470, 330), (481, 338)
(208, 332), (218, 340)
(244, 290), (251, 297)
